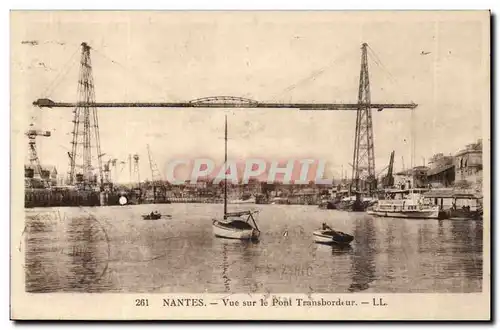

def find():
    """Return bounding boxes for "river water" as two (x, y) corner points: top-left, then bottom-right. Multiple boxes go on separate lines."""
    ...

(23, 203), (483, 293)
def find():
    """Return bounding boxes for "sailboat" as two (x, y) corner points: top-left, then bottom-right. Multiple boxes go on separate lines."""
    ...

(212, 115), (261, 241)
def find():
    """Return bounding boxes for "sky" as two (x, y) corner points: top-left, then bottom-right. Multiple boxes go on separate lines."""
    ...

(11, 11), (489, 183)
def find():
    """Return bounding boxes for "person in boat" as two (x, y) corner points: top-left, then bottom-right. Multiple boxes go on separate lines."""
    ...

(322, 222), (333, 231)
(320, 222), (350, 238)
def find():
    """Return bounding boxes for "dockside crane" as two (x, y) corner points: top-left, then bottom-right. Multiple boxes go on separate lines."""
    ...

(103, 157), (118, 184)
(381, 151), (395, 188)
(25, 124), (51, 181)
(147, 145), (162, 183)
(147, 144), (167, 203)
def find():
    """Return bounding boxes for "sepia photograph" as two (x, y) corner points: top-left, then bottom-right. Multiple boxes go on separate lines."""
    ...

(10, 10), (490, 320)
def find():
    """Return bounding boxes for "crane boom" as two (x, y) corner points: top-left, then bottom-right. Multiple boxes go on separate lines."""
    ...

(26, 129), (51, 138)
(33, 98), (417, 111)
(382, 151), (395, 188)
(146, 144), (161, 182)
(387, 151), (395, 178)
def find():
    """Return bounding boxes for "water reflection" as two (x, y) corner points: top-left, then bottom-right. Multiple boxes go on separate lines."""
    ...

(449, 220), (483, 286)
(221, 243), (231, 292)
(217, 239), (262, 293)
(24, 234), (60, 292)
(348, 218), (376, 292)
(417, 223), (435, 253)
(24, 205), (483, 293)
(25, 212), (111, 292)
(330, 244), (353, 255)
(384, 221), (396, 281)
(24, 211), (65, 292)
(450, 221), (482, 252)
(437, 220), (446, 254)
(66, 215), (110, 292)
(239, 241), (260, 293)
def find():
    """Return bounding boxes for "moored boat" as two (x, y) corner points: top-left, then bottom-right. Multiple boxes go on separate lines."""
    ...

(229, 196), (256, 204)
(368, 188), (440, 219)
(335, 192), (377, 212)
(318, 199), (339, 209)
(367, 207), (440, 219)
(212, 211), (261, 240)
(313, 229), (354, 246)
(212, 115), (261, 241)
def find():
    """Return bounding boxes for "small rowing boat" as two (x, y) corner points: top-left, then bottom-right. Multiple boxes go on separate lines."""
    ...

(142, 212), (162, 220)
(313, 229), (354, 246)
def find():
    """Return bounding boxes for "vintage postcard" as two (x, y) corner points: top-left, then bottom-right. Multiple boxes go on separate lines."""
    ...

(10, 10), (490, 320)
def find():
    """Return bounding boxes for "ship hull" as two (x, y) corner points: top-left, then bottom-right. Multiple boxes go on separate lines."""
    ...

(212, 220), (258, 240)
(229, 199), (256, 204)
(313, 230), (353, 245)
(367, 209), (440, 219)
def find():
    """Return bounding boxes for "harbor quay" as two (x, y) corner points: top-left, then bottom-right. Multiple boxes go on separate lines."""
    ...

(24, 139), (483, 213)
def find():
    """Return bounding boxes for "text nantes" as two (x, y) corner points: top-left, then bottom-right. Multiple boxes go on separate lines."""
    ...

(163, 298), (205, 307)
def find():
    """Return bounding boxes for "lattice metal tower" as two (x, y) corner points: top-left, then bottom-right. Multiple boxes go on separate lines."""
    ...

(146, 145), (162, 183)
(110, 158), (118, 182)
(132, 154), (140, 185)
(68, 42), (104, 187)
(103, 158), (117, 184)
(26, 123), (51, 179)
(147, 144), (166, 203)
(351, 43), (376, 192)
(103, 161), (110, 183)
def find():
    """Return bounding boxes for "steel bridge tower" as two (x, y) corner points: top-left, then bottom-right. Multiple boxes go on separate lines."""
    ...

(351, 43), (376, 192)
(68, 42), (104, 188)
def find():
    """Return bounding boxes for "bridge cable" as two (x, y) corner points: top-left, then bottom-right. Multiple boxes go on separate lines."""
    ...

(266, 47), (359, 103)
(366, 45), (415, 104)
(90, 46), (181, 102)
(367, 45), (417, 170)
(39, 46), (81, 99)
(366, 45), (397, 83)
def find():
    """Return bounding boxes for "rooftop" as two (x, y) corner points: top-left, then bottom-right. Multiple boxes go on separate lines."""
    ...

(395, 166), (430, 176)
(426, 164), (455, 176)
(455, 139), (483, 156)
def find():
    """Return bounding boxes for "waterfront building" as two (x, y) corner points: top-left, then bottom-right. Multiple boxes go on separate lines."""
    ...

(394, 166), (429, 189)
(426, 153), (455, 188)
(454, 139), (482, 191)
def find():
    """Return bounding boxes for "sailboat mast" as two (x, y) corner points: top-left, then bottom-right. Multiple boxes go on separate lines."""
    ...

(224, 115), (228, 216)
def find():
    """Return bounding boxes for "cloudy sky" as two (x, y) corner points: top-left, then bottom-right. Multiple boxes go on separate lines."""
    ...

(11, 11), (489, 183)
